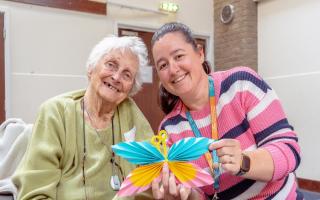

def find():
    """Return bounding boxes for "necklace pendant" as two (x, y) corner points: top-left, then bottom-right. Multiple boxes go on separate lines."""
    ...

(110, 175), (121, 191)
(212, 192), (219, 200)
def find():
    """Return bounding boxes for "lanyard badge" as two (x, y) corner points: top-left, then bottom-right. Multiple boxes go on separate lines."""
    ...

(110, 156), (122, 191)
(186, 76), (220, 197)
(110, 153), (122, 191)
(110, 174), (121, 191)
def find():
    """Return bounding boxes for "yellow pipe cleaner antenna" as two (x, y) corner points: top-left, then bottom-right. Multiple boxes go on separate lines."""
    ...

(151, 130), (168, 161)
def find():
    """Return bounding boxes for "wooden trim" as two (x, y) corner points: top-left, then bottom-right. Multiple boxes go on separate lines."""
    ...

(297, 178), (320, 192)
(6, 0), (106, 15)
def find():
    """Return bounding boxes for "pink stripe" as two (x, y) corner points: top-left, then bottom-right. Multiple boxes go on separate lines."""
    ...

(286, 181), (298, 200)
(180, 163), (214, 188)
(189, 103), (210, 119)
(117, 178), (151, 197)
(263, 142), (299, 181)
(217, 93), (249, 134)
(218, 173), (243, 191)
(236, 129), (257, 150)
(250, 100), (286, 133)
(251, 179), (285, 199)
(239, 91), (261, 114)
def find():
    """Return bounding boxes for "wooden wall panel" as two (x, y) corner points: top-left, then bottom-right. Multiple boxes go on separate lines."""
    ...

(298, 178), (320, 192)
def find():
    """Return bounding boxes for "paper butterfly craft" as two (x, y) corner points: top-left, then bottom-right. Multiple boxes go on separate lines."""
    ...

(111, 130), (215, 197)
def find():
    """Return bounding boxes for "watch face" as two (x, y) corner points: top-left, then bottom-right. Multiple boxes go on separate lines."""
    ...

(236, 153), (251, 176)
(241, 154), (251, 172)
(220, 4), (234, 24)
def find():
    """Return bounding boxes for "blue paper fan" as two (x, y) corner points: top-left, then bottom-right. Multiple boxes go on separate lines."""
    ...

(168, 137), (214, 161)
(111, 130), (216, 197)
(112, 141), (164, 165)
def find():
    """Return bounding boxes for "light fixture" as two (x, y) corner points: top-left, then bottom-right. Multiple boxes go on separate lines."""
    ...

(159, 2), (179, 13)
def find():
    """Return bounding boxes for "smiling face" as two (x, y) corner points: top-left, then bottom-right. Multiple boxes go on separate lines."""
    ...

(152, 32), (206, 98)
(87, 49), (139, 105)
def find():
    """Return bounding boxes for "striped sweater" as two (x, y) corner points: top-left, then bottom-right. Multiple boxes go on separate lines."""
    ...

(160, 67), (302, 200)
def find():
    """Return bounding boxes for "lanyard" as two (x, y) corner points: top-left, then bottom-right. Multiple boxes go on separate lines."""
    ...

(185, 76), (220, 192)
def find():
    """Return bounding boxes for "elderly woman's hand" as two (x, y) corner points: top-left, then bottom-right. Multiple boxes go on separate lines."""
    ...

(151, 163), (201, 200)
(209, 139), (243, 175)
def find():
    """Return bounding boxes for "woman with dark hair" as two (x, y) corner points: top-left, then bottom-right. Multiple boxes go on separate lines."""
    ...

(151, 22), (302, 200)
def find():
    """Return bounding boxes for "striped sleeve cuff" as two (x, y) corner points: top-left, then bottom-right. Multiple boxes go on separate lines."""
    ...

(262, 143), (291, 181)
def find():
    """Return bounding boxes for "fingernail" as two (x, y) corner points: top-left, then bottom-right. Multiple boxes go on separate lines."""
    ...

(163, 163), (168, 170)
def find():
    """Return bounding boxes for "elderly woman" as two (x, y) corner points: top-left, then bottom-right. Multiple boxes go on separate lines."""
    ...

(12, 36), (154, 200)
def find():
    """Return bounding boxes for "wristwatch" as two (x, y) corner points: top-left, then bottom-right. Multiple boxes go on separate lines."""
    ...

(236, 153), (250, 176)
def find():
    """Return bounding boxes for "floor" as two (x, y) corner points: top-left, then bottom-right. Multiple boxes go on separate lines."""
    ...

(300, 189), (320, 200)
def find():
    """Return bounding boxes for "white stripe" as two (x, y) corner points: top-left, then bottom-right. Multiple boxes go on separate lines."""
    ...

(217, 80), (266, 116)
(244, 145), (257, 152)
(165, 121), (190, 134)
(247, 89), (279, 121)
(258, 128), (293, 146)
(165, 114), (211, 135)
(272, 173), (296, 199)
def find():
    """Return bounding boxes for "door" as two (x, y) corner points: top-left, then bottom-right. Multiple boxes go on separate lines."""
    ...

(195, 38), (207, 59)
(0, 12), (5, 123)
(119, 28), (164, 133)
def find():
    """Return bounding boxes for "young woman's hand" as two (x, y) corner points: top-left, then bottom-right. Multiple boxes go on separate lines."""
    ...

(209, 139), (243, 175)
(151, 163), (201, 200)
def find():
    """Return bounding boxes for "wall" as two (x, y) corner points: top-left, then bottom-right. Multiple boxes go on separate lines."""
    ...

(0, 0), (213, 123)
(257, 0), (320, 181)
(214, 0), (257, 71)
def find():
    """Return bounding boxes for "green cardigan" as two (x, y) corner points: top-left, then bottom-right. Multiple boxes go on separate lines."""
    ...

(12, 89), (154, 200)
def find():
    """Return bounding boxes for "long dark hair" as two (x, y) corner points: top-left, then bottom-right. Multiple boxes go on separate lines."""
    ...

(151, 22), (212, 114)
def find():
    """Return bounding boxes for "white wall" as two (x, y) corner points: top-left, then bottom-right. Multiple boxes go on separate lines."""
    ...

(257, 0), (320, 180)
(0, 0), (213, 123)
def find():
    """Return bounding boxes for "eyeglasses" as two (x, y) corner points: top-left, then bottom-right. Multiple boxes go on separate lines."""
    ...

(105, 62), (135, 83)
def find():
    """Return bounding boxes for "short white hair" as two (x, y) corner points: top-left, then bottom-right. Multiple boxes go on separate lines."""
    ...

(86, 35), (149, 96)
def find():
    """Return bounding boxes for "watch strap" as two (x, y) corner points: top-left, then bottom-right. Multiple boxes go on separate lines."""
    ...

(236, 153), (250, 176)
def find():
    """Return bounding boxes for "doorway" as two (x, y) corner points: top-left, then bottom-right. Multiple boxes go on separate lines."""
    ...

(119, 28), (163, 133)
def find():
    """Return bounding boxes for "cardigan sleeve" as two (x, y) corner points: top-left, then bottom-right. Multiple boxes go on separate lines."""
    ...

(239, 67), (301, 181)
(12, 99), (66, 199)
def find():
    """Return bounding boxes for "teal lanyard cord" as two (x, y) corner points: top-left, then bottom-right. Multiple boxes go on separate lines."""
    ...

(185, 76), (220, 192)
